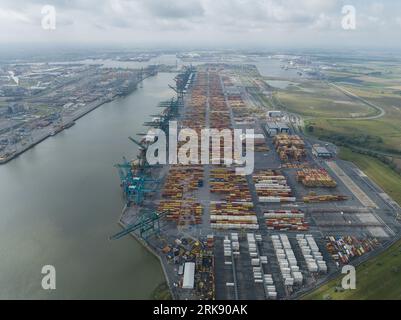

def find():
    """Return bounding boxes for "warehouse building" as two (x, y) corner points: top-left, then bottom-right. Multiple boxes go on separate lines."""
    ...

(182, 262), (195, 289)
(265, 121), (290, 136)
(267, 110), (282, 118)
(312, 145), (332, 158)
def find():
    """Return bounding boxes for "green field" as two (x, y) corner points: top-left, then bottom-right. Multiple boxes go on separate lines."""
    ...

(339, 148), (401, 206)
(307, 117), (401, 153)
(275, 81), (376, 118)
(309, 64), (401, 153)
(275, 59), (401, 154)
(303, 148), (401, 300)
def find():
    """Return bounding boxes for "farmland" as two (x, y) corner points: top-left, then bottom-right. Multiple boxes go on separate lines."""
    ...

(275, 81), (376, 118)
(270, 57), (401, 155)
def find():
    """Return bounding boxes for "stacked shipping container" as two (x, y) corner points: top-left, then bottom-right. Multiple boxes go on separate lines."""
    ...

(296, 169), (337, 188)
(296, 234), (327, 273)
(273, 134), (306, 162)
(253, 170), (295, 203)
(264, 209), (309, 231)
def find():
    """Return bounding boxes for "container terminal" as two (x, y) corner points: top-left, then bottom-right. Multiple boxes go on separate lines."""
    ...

(112, 64), (401, 300)
(0, 65), (158, 164)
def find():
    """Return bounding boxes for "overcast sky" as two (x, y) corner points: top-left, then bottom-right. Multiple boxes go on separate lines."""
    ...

(1, 0), (401, 49)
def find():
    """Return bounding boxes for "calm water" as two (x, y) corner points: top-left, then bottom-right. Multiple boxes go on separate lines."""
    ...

(56, 54), (183, 69)
(264, 80), (298, 89)
(0, 73), (175, 299)
(253, 57), (301, 78)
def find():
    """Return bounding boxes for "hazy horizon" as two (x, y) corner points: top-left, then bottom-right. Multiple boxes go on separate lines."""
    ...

(1, 0), (401, 50)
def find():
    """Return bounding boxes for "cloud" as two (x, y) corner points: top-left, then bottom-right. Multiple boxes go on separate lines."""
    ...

(0, 7), (32, 24)
(0, 0), (400, 48)
(143, 0), (205, 19)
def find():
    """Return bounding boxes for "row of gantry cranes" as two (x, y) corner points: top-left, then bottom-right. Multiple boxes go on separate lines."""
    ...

(110, 66), (196, 241)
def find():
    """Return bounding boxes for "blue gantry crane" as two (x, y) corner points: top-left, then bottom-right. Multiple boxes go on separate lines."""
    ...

(110, 210), (166, 240)
(114, 155), (160, 206)
(126, 175), (159, 205)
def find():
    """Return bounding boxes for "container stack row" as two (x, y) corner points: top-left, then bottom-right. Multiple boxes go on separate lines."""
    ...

(273, 134), (306, 162)
(303, 194), (348, 203)
(210, 201), (258, 230)
(296, 169), (337, 188)
(271, 234), (303, 287)
(264, 209), (309, 231)
(253, 170), (296, 203)
(210, 168), (253, 202)
(264, 274), (277, 300)
(247, 233), (275, 299)
(296, 234), (327, 273)
(223, 237), (232, 258)
(211, 168), (258, 230)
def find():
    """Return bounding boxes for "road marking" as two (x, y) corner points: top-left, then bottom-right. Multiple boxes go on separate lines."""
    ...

(326, 161), (378, 209)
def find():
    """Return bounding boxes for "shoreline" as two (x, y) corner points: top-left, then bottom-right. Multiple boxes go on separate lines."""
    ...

(117, 206), (175, 300)
(0, 73), (155, 165)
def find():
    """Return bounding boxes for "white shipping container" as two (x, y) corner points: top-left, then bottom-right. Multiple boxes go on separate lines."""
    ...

(251, 259), (260, 266)
(281, 267), (291, 274)
(277, 253), (286, 260)
(308, 264), (318, 272)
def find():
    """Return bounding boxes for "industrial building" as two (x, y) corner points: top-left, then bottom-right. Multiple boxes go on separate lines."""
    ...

(265, 121), (290, 136)
(312, 145), (333, 158)
(267, 110), (283, 118)
(183, 262), (195, 289)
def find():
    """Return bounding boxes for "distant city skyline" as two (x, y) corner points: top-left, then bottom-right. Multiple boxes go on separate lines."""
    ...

(1, 0), (401, 49)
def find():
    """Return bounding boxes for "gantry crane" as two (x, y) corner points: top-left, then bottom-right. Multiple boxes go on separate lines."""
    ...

(115, 155), (160, 206)
(110, 210), (166, 240)
(169, 66), (195, 102)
